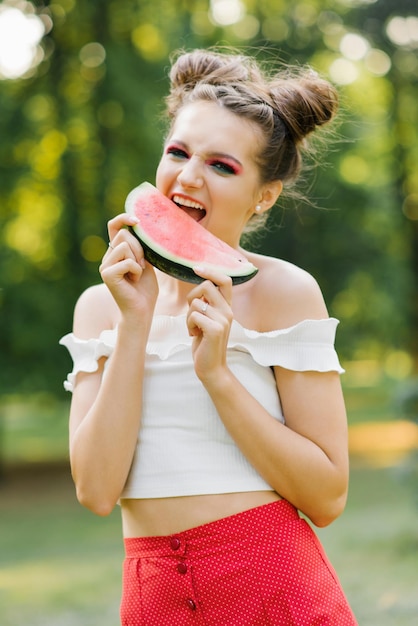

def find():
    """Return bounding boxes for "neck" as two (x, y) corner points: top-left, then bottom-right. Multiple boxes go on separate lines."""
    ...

(155, 270), (195, 316)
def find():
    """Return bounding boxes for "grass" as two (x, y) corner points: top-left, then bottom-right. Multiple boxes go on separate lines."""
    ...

(0, 371), (417, 625)
(317, 465), (418, 625)
(0, 465), (124, 626)
(0, 392), (70, 467)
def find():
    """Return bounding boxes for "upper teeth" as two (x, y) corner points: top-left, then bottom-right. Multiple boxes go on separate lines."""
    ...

(173, 195), (205, 210)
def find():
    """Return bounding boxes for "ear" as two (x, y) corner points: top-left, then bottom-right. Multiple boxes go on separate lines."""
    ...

(257, 180), (283, 213)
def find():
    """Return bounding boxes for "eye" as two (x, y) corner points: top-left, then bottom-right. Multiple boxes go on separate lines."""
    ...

(209, 160), (238, 175)
(166, 145), (189, 159)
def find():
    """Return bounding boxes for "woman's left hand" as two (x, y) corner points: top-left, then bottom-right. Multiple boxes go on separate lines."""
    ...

(186, 266), (233, 384)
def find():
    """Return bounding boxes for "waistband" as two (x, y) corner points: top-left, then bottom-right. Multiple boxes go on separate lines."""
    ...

(124, 499), (300, 558)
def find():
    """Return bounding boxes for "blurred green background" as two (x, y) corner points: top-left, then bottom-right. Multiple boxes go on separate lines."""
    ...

(0, 0), (417, 624)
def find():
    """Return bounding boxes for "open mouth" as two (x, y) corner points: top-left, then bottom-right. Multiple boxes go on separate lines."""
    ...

(172, 195), (206, 222)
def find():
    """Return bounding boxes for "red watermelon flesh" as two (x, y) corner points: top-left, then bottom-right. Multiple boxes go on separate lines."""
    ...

(125, 182), (258, 284)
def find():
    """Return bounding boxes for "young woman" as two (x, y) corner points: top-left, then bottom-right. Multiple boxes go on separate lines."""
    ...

(60, 49), (358, 625)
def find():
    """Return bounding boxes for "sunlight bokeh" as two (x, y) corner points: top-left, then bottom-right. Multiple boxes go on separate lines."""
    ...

(0, 1), (50, 79)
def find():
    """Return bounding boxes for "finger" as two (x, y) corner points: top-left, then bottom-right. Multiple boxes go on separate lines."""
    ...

(186, 304), (215, 338)
(199, 299), (209, 315)
(187, 298), (211, 326)
(187, 294), (232, 341)
(100, 257), (144, 285)
(106, 228), (146, 269)
(187, 280), (232, 315)
(187, 288), (231, 327)
(107, 213), (139, 243)
(192, 265), (233, 305)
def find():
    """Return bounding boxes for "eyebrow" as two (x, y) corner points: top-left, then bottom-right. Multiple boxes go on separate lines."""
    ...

(167, 139), (244, 170)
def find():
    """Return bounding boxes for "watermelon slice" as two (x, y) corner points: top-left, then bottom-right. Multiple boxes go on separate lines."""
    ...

(125, 182), (258, 285)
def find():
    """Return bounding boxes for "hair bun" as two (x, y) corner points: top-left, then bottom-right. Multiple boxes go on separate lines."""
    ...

(169, 49), (252, 91)
(270, 71), (339, 142)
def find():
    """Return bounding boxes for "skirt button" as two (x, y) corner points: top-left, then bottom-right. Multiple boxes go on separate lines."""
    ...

(170, 537), (181, 551)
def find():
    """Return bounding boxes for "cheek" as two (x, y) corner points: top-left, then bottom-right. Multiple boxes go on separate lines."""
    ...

(156, 155), (180, 183)
(155, 160), (169, 189)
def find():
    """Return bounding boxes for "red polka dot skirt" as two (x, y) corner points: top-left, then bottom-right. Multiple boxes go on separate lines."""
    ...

(120, 500), (358, 625)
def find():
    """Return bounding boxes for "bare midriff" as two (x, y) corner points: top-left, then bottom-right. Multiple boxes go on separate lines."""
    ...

(121, 491), (282, 537)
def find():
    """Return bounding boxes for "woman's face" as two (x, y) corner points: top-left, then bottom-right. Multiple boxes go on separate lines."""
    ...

(156, 100), (269, 247)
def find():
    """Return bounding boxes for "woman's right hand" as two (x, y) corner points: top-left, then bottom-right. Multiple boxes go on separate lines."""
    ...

(99, 213), (158, 321)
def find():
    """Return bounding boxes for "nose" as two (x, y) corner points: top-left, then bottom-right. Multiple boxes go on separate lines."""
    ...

(177, 155), (204, 189)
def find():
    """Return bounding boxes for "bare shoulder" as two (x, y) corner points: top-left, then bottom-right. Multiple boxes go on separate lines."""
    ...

(244, 252), (329, 331)
(73, 283), (119, 339)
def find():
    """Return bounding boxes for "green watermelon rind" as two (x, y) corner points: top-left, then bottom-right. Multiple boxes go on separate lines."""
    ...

(125, 183), (258, 285)
(129, 228), (255, 285)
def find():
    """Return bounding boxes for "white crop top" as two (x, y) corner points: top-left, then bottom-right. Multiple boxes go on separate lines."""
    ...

(60, 315), (344, 499)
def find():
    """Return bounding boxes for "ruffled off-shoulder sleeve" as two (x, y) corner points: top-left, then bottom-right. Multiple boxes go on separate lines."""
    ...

(59, 317), (344, 392)
(228, 317), (345, 374)
(59, 329), (117, 392)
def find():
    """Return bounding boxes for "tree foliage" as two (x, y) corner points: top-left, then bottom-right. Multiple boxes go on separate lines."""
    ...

(0, 0), (417, 395)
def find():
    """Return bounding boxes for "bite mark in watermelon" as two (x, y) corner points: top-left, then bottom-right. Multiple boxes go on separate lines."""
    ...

(125, 182), (258, 285)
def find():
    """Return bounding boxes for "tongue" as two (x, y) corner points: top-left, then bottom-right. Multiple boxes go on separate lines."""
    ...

(178, 204), (205, 222)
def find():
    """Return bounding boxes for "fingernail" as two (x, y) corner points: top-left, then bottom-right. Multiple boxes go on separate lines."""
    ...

(127, 215), (139, 224)
(193, 265), (205, 273)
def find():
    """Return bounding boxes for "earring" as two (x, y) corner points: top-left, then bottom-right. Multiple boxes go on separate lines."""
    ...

(255, 204), (262, 213)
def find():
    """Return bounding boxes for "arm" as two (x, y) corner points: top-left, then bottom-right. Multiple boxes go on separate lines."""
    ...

(68, 215), (158, 516)
(187, 265), (349, 527)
